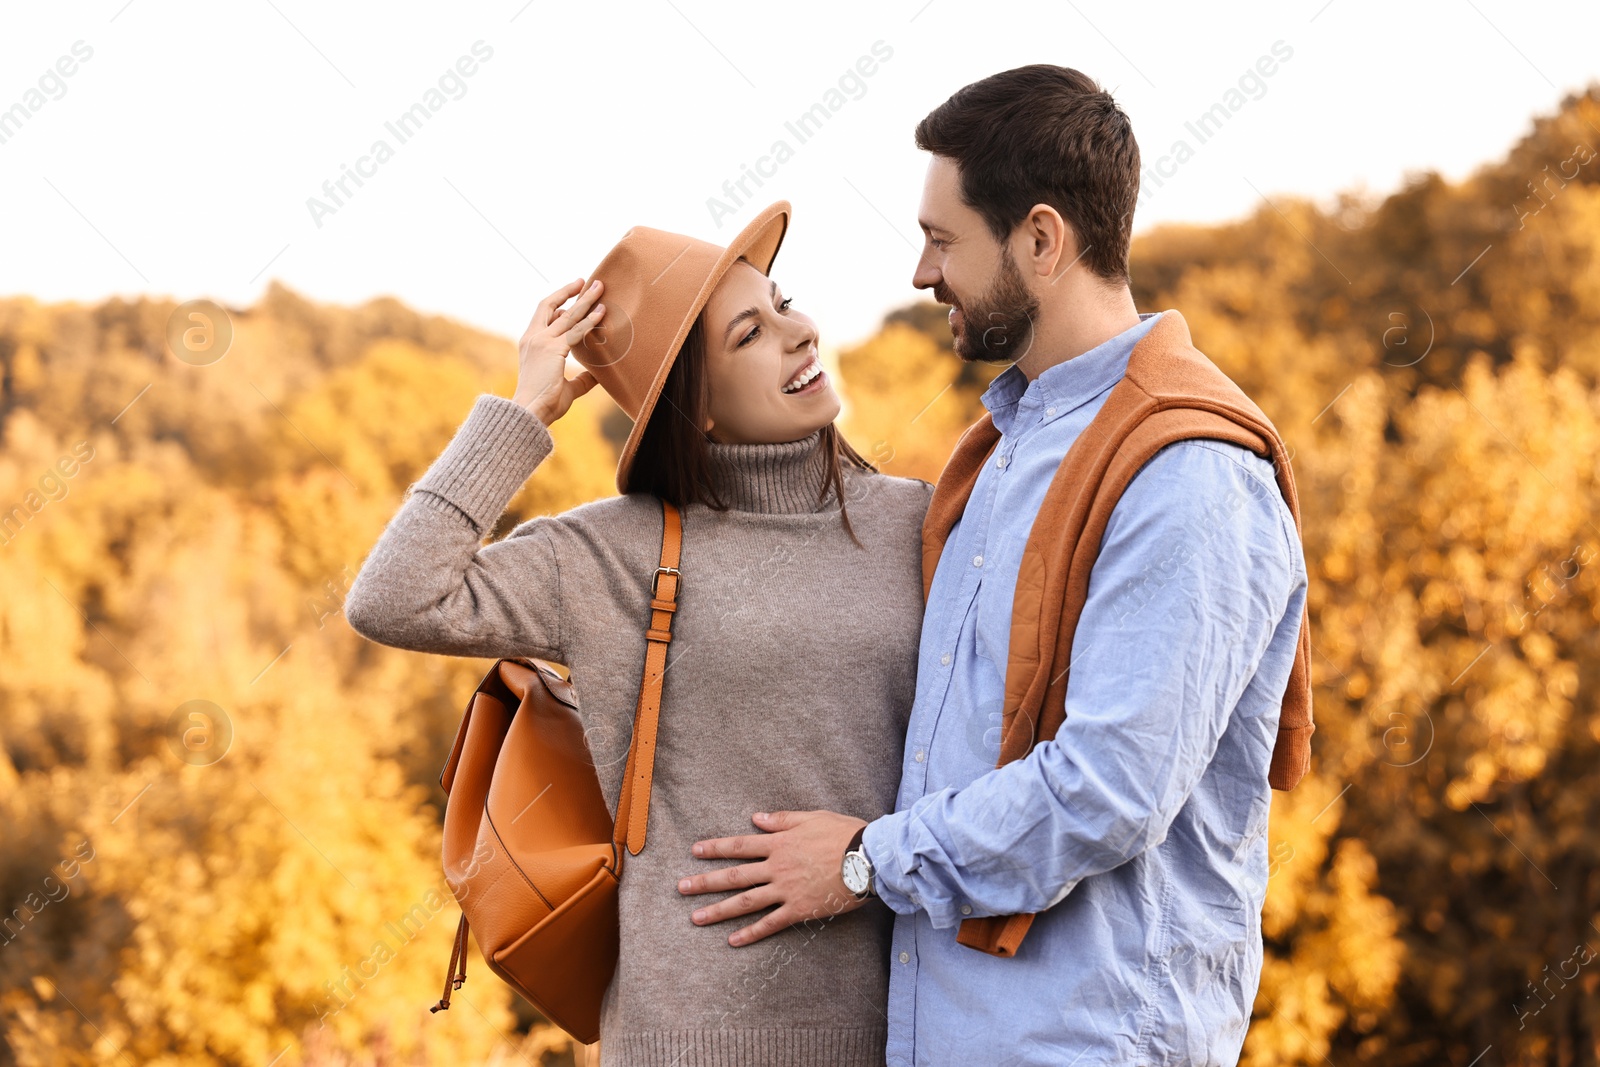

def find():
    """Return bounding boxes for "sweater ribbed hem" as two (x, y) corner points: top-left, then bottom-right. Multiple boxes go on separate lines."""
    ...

(408, 393), (553, 532)
(600, 1025), (887, 1067)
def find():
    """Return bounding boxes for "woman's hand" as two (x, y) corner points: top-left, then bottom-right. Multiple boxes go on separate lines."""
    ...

(512, 278), (605, 425)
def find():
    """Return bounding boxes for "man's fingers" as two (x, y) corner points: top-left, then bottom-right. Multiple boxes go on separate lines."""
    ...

(691, 832), (772, 861)
(677, 860), (768, 897)
(754, 810), (804, 831)
(727, 903), (794, 947)
(688, 884), (779, 928)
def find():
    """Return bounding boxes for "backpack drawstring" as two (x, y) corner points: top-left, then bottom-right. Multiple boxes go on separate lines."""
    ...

(430, 913), (469, 1012)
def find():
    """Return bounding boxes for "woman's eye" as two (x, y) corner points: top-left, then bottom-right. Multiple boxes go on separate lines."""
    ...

(739, 298), (793, 347)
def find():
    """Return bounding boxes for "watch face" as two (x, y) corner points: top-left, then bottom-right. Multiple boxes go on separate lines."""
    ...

(843, 852), (870, 895)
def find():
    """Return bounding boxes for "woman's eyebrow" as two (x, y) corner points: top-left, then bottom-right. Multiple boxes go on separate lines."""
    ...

(722, 279), (779, 344)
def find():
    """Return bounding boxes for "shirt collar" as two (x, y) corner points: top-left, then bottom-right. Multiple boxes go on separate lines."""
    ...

(980, 311), (1165, 436)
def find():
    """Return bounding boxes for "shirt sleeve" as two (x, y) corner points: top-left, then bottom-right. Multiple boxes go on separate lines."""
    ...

(860, 440), (1304, 927)
(343, 392), (566, 661)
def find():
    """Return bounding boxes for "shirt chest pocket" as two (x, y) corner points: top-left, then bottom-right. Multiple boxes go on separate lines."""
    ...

(970, 543), (1020, 672)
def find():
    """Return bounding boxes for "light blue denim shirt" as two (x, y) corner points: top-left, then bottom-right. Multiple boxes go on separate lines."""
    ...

(859, 311), (1309, 1066)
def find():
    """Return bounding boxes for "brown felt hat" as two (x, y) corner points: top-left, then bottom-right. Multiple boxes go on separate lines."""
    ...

(574, 200), (791, 494)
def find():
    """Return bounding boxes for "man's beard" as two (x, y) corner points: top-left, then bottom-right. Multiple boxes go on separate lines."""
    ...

(937, 247), (1039, 365)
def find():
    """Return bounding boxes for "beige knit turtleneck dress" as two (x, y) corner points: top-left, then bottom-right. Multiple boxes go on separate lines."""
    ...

(344, 393), (934, 1066)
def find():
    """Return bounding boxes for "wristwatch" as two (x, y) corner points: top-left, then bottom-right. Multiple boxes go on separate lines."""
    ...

(841, 825), (876, 900)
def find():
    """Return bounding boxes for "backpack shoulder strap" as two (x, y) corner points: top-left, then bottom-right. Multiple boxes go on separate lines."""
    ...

(612, 498), (682, 856)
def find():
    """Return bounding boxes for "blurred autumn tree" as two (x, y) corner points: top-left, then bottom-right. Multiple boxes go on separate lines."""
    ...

(4, 83), (1600, 1066)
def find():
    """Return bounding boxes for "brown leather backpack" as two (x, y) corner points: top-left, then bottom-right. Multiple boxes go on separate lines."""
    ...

(428, 499), (682, 1042)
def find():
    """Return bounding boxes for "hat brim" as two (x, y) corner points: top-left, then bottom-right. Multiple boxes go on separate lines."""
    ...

(613, 200), (791, 494)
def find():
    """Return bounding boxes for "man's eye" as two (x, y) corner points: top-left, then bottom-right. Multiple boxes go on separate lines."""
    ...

(930, 238), (947, 250)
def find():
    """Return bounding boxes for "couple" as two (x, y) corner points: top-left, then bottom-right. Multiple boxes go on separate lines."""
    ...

(345, 64), (1313, 1067)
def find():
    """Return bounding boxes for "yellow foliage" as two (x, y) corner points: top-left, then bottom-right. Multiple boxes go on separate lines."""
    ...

(836, 321), (1000, 483)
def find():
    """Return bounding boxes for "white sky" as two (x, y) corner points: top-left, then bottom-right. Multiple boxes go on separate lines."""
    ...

(2, 0), (1598, 351)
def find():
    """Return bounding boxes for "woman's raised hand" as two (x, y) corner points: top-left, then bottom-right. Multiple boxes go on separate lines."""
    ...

(512, 278), (605, 425)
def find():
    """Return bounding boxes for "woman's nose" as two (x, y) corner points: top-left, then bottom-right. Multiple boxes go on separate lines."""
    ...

(789, 317), (818, 351)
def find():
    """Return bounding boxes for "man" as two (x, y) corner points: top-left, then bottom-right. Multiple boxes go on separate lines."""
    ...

(677, 64), (1311, 1065)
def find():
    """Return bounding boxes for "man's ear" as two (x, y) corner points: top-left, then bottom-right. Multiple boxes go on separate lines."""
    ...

(1024, 204), (1074, 281)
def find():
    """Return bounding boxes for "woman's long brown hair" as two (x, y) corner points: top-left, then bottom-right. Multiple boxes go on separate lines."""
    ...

(623, 312), (878, 546)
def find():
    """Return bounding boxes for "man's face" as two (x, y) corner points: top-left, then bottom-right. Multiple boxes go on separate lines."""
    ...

(912, 154), (1038, 365)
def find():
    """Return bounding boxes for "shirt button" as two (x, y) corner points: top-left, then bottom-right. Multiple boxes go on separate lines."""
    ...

(960, 904), (972, 915)
(914, 750), (925, 763)
(1046, 406), (1057, 416)
(940, 653), (951, 666)
(899, 951), (910, 963)
(996, 455), (1008, 469)
(972, 554), (984, 567)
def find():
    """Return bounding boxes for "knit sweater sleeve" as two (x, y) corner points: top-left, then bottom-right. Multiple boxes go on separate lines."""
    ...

(344, 393), (566, 660)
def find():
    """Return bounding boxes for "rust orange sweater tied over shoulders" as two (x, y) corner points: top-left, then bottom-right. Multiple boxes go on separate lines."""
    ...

(919, 308), (1315, 958)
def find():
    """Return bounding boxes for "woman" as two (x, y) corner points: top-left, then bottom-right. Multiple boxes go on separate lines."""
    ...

(344, 200), (933, 1066)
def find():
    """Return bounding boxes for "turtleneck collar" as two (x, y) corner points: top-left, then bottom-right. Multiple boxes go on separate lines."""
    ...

(703, 429), (836, 514)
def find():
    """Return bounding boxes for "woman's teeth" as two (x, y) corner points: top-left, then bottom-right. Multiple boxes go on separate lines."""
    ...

(781, 360), (823, 393)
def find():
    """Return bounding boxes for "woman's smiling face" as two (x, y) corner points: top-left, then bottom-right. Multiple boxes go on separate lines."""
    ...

(699, 258), (841, 444)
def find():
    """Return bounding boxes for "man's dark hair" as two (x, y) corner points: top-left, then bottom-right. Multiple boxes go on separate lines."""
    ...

(915, 64), (1140, 285)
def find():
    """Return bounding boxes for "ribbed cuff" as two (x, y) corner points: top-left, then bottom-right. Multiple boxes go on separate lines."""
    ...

(408, 393), (553, 532)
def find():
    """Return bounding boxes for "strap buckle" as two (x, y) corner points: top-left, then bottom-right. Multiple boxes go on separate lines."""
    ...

(651, 566), (681, 597)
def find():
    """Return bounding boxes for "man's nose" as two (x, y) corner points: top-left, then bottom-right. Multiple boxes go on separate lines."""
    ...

(912, 254), (940, 292)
